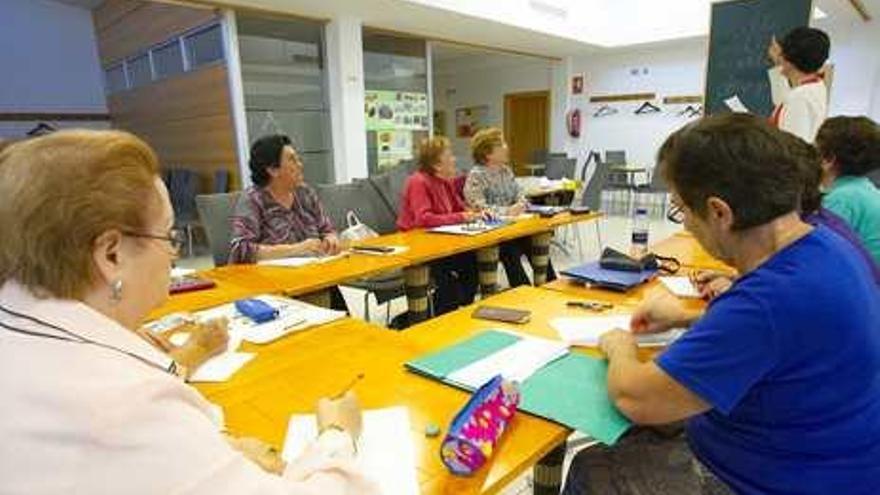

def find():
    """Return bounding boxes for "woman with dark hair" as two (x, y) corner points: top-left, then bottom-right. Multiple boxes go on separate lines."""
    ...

(229, 134), (347, 310)
(816, 116), (880, 264)
(767, 27), (830, 141)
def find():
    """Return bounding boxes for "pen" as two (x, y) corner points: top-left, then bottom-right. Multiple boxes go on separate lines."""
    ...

(566, 300), (613, 311)
(333, 373), (365, 399)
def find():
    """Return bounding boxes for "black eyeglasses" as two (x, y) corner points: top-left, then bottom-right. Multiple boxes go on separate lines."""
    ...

(667, 203), (685, 224)
(123, 228), (186, 252)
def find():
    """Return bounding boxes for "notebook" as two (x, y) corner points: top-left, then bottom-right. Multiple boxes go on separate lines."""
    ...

(561, 261), (658, 292)
(406, 330), (631, 445)
(427, 220), (510, 236)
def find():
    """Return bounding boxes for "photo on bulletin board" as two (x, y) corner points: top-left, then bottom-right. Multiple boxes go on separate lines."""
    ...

(572, 75), (584, 95)
(365, 90), (429, 131)
(455, 105), (489, 138)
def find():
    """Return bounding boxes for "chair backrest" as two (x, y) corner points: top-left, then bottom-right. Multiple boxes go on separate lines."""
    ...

(195, 192), (240, 267)
(648, 165), (667, 191)
(315, 180), (398, 235)
(580, 152), (612, 210)
(605, 150), (627, 166)
(529, 148), (549, 165)
(369, 163), (412, 216)
(165, 168), (200, 223)
(213, 169), (230, 194)
(545, 155), (577, 180)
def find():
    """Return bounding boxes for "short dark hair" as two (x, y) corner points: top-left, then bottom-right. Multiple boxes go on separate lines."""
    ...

(658, 113), (802, 231)
(779, 132), (823, 213)
(815, 116), (880, 177)
(780, 27), (830, 74)
(249, 134), (292, 187)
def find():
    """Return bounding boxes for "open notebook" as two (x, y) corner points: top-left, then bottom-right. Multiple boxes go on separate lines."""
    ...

(427, 220), (510, 236)
(282, 407), (419, 495)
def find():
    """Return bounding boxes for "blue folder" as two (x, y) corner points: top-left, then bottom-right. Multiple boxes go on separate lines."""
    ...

(560, 261), (657, 292)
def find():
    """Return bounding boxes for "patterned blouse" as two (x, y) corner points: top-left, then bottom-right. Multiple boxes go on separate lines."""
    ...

(463, 164), (527, 215)
(228, 185), (336, 264)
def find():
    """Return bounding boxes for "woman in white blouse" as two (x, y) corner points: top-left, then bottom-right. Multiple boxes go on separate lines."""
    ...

(767, 27), (830, 142)
(0, 130), (376, 494)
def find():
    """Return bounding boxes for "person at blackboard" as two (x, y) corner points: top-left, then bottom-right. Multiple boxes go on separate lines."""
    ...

(766, 27), (830, 142)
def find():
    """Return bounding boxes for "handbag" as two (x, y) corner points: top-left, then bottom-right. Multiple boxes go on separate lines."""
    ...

(599, 247), (680, 274)
(338, 211), (379, 242)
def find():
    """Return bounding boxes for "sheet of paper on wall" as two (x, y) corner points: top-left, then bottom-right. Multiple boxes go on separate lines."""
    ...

(659, 276), (703, 299)
(282, 407), (419, 495)
(446, 332), (569, 389)
(551, 315), (684, 348)
(724, 95), (750, 113)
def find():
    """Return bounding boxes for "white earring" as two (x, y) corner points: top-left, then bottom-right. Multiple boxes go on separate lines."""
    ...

(110, 279), (123, 303)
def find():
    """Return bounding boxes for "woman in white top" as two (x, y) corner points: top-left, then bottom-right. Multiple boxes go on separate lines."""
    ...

(0, 131), (377, 495)
(767, 27), (830, 142)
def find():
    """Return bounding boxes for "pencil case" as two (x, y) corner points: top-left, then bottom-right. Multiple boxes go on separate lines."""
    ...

(440, 376), (520, 476)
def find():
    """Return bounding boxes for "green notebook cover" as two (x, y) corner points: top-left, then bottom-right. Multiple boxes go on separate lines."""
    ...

(405, 330), (631, 445)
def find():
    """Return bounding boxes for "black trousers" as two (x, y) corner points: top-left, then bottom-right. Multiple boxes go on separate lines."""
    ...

(430, 252), (479, 316)
(498, 238), (557, 287)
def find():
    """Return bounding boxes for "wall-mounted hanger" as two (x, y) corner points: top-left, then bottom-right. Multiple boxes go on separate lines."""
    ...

(634, 101), (661, 115)
(677, 104), (703, 118)
(593, 105), (618, 118)
(26, 122), (57, 137)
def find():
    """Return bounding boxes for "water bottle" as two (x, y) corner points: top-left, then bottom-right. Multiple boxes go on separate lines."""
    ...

(630, 206), (650, 258)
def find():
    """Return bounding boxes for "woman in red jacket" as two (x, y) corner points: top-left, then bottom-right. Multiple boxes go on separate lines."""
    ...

(398, 137), (481, 318)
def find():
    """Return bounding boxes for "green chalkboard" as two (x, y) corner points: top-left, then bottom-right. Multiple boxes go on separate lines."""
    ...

(705, 0), (813, 116)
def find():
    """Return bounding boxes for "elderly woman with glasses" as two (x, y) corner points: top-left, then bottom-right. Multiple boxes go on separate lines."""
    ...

(0, 131), (376, 494)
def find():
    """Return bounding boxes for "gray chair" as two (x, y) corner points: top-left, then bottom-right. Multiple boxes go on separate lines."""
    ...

(368, 162), (414, 216)
(577, 151), (610, 251)
(545, 155), (576, 180)
(636, 166), (669, 217)
(315, 181), (406, 323)
(868, 169), (880, 188)
(195, 192), (241, 267)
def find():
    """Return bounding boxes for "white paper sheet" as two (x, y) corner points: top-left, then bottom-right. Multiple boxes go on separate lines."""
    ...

(446, 332), (569, 389)
(659, 276), (702, 299)
(724, 95), (750, 113)
(257, 253), (346, 268)
(551, 315), (684, 348)
(282, 407), (419, 495)
(189, 352), (255, 382)
(427, 222), (507, 236)
(170, 267), (196, 278)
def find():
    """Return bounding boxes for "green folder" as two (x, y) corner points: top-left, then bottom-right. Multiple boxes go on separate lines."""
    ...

(406, 330), (631, 445)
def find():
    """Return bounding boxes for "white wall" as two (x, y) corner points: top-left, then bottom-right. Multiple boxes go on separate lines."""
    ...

(567, 38), (708, 174)
(432, 56), (555, 169)
(0, 0), (108, 137)
(817, 16), (880, 120)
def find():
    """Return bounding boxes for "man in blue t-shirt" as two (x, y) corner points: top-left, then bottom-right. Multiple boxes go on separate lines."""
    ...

(564, 114), (880, 495)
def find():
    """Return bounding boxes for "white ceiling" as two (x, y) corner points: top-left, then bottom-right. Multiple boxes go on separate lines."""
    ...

(61, 0), (878, 58)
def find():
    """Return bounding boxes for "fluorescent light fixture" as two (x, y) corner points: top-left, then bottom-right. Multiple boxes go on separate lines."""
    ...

(813, 7), (828, 19)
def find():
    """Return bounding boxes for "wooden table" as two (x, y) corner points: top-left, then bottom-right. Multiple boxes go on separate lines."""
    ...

(197, 285), (639, 495)
(154, 213), (603, 324)
(650, 231), (735, 273)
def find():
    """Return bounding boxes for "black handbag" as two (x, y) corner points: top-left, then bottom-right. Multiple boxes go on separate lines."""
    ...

(599, 247), (680, 274)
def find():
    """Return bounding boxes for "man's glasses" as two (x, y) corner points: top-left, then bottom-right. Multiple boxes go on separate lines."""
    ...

(123, 228), (186, 253)
(667, 203), (685, 224)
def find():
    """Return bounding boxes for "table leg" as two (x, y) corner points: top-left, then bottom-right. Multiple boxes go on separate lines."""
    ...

(530, 232), (553, 286)
(533, 441), (566, 495)
(294, 289), (331, 308)
(404, 264), (431, 324)
(476, 245), (500, 296)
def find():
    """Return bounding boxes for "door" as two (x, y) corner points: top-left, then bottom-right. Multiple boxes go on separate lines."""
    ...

(504, 90), (549, 176)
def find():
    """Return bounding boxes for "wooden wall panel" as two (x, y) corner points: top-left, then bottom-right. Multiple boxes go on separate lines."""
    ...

(95, 3), (239, 192)
(94, 0), (218, 65)
(107, 66), (239, 190)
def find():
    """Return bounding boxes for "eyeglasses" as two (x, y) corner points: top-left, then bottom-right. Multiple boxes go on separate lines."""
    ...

(123, 228), (186, 253)
(667, 203), (685, 224)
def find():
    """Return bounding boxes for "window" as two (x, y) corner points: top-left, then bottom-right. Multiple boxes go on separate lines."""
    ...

(185, 24), (224, 69)
(153, 40), (184, 79)
(126, 53), (152, 89)
(104, 63), (127, 94)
